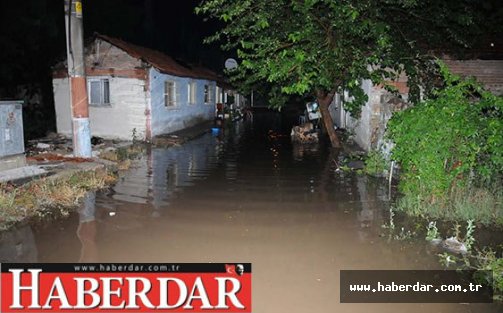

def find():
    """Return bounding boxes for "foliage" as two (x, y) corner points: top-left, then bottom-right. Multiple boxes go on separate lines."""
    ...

(426, 221), (440, 241)
(463, 219), (476, 252)
(381, 206), (416, 240)
(474, 249), (503, 299)
(364, 150), (389, 177)
(388, 63), (503, 199)
(434, 227), (503, 299)
(197, 0), (481, 114)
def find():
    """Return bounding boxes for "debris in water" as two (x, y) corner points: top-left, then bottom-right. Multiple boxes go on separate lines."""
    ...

(441, 237), (468, 255)
(291, 123), (319, 144)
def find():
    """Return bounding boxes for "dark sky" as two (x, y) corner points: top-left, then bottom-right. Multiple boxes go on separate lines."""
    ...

(0, 0), (226, 138)
(84, 0), (227, 70)
(0, 0), (225, 89)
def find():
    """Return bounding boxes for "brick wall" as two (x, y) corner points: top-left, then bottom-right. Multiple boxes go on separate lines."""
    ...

(444, 59), (503, 95)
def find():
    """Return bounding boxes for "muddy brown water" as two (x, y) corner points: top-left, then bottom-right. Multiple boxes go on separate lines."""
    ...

(1, 114), (500, 312)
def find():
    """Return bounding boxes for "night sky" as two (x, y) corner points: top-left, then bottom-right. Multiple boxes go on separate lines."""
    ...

(85, 0), (226, 69)
(0, 0), (225, 138)
(0, 0), (501, 139)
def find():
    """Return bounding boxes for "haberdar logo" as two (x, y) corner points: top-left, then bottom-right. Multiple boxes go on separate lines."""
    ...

(0, 263), (252, 312)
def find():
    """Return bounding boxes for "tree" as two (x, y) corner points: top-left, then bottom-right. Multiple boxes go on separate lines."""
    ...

(197, 0), (482, 147)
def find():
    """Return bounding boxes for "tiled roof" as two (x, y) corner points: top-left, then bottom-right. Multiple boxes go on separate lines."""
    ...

(96, 34), (221, 82)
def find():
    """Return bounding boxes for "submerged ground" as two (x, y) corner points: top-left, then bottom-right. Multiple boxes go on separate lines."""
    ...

(1, 112), (500, 312)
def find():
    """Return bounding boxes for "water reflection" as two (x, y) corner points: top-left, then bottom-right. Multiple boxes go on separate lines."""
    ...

(11, 116), (500, 313)
(105, 134), (223, 217)
(77, 192), (98, 262)
(0, 225), (37, 262)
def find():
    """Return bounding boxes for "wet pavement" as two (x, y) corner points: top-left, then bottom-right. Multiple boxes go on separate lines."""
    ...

(1, 113), (500, 312)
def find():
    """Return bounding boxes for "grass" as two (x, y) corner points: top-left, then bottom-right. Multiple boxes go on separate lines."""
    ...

(0, 169), (117, 231)
(99, 144), (144, 170)
(0, 143), (143, 232)
(393, 183), (503, 299)
(394, 185), (503, 226)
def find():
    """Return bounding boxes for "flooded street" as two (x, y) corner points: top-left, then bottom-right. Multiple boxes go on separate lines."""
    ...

(2, 113), (500, 312)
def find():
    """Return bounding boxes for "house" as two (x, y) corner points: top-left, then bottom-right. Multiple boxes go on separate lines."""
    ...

(52, 34), (234, 141)
(330, 57), (503, 152)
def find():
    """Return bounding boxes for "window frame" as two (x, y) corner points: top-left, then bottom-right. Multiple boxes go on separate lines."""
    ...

(204, 83), (215, 105)
(87, 77), (110, 106)
(187, 80), (197, 105)
(164, 80), (177, 107)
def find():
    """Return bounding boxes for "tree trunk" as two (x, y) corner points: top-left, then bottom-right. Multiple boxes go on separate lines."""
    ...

(317, 92), (341, 148)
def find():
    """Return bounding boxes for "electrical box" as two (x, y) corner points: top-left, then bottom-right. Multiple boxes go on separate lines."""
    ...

(0, 101), (25, 170)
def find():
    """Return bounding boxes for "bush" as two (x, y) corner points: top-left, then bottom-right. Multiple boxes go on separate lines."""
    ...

(387, 62), (502, 224)
(388, 63), (503, 198)
(364, 150), (390, 177)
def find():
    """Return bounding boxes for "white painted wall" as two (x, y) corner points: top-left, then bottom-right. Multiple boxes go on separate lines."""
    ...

(53, 76), (148, 140)
(346, 80), (381, 151)
(341, 80), (408, 152)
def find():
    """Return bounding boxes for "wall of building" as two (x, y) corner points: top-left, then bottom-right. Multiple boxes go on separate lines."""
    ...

(149, 68), (215, 137)
(333, 59), (503, 152)
(331, 79), (409, 152)
(86, 39), (145, 74)
(53, 76), (148, 140)
(444, 59), (503, 96)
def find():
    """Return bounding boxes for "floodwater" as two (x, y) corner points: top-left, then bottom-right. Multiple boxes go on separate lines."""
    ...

(1, 112), (500, 312)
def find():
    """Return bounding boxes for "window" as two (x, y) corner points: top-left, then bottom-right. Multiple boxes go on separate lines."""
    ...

(187, 81), (196, 104)
(204, 84), (215, 104)
(216, 86), (223, 103)
(88, 78), (110, 105)
(164, 81), (176, 107)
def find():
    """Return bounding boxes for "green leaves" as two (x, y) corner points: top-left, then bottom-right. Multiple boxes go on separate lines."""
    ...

(197, 0), (481, 114)
(388, 63), (503, 197)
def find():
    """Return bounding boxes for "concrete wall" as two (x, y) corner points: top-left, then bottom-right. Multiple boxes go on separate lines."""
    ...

(149, 68), (215, 136)
(337, 59), (503, 152)
(53, 76), (148, 140)
(331, 79), (409, 152)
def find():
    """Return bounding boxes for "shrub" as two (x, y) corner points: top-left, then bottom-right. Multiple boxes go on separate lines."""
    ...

(387, 62), (503, 198)
(364, 150), (389, 177)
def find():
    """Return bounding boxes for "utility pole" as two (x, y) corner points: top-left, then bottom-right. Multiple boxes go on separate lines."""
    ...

(65, 0), (91, 157)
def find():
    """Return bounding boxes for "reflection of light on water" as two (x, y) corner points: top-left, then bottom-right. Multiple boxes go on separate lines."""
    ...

(309, 177), (316, 193)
